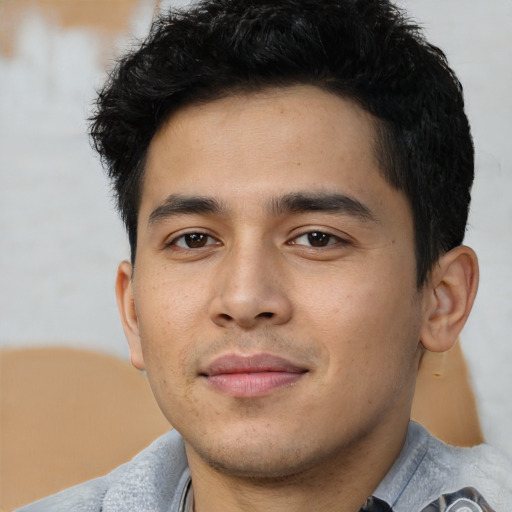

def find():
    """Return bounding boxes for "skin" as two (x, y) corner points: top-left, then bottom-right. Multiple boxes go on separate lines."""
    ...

(117, 85), (478, 512)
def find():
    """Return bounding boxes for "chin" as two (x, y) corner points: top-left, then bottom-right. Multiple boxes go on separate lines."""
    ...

(203, 451), (313, 480)
(186, 430), (335, 480)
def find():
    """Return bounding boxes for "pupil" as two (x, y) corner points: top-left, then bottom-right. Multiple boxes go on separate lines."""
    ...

(308, 232), (329, 247)
(186, 233), (206, 248)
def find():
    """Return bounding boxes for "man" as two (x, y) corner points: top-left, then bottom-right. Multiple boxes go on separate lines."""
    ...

(18, 0), (512, 511)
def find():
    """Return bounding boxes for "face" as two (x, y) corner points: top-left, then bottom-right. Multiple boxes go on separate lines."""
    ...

(119, 86), (428, 479)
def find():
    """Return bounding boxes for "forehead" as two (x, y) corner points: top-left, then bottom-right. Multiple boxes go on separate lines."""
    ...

(141, 85), (402, 221)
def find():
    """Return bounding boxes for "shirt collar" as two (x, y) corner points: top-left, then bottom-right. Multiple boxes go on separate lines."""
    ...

(373, 422), (430, 507)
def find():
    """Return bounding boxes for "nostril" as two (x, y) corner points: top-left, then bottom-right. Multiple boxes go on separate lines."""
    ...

(258, 312), (274, 319)
(219, 313), (233, 321)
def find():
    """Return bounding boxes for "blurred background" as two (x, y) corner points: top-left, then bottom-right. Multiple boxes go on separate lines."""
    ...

(1, 0), (511, 458)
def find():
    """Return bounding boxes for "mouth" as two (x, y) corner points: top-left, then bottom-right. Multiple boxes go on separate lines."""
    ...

(200, 353), (308, 398)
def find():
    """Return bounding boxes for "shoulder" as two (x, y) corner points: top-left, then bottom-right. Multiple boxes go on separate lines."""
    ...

(423, 432), (512, 509)
(397, 423), (512, 511)
(14, 476), (109, 512)
(15, 430), (189, 512)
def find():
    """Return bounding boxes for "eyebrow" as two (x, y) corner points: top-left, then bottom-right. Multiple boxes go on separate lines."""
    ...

(147, 191), (377, 227)
(267, 192), (377, 222)
(148, 194), (225, 226)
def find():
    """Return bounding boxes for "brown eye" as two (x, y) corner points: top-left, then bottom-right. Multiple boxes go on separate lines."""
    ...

(171, 233), (217, 249)
(184, 233), (208, 248)
(290, 231), (342, 248)
(307, 232), (332, 247)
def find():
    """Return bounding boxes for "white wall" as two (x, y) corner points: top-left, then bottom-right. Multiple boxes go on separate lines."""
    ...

(1, 0), (511, 458)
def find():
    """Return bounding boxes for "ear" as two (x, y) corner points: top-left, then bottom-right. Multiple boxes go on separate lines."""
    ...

(116, 261), (145, 370)
(420, 246), (479, 353)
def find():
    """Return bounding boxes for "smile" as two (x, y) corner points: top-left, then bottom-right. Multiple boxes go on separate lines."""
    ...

(200, 353), (308, 398)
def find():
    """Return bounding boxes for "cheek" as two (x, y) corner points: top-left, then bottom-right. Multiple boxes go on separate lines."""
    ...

(306, 276), (421, 425)
(137, 264), (207, 329)
(134, 271), (208, 380)
(300, 262), (421, 368)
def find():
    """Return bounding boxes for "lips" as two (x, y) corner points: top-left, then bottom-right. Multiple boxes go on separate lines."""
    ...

(200, 353), (308, 397)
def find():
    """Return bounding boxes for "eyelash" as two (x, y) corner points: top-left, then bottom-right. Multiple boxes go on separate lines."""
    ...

(289, 231), (345, 248)
(168, 232), (219, 249)
(167, 230), (348, 250)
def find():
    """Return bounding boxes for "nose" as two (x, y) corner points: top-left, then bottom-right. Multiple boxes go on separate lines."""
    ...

(209, 244), (293, 330)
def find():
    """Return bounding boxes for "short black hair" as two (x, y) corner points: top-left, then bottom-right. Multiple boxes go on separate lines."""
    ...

(90, 0), (473, 286)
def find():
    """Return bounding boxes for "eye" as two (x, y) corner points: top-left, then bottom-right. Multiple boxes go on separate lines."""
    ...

(170, 232), (218, 249)
(291, 231), (341, 247)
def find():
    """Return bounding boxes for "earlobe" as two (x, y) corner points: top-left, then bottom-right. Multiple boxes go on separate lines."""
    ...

(116, 261), (145, 370)
(420, 246), (479, 353)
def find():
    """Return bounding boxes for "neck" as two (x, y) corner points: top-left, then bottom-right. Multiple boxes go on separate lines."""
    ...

(185, 419), (410, 512)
